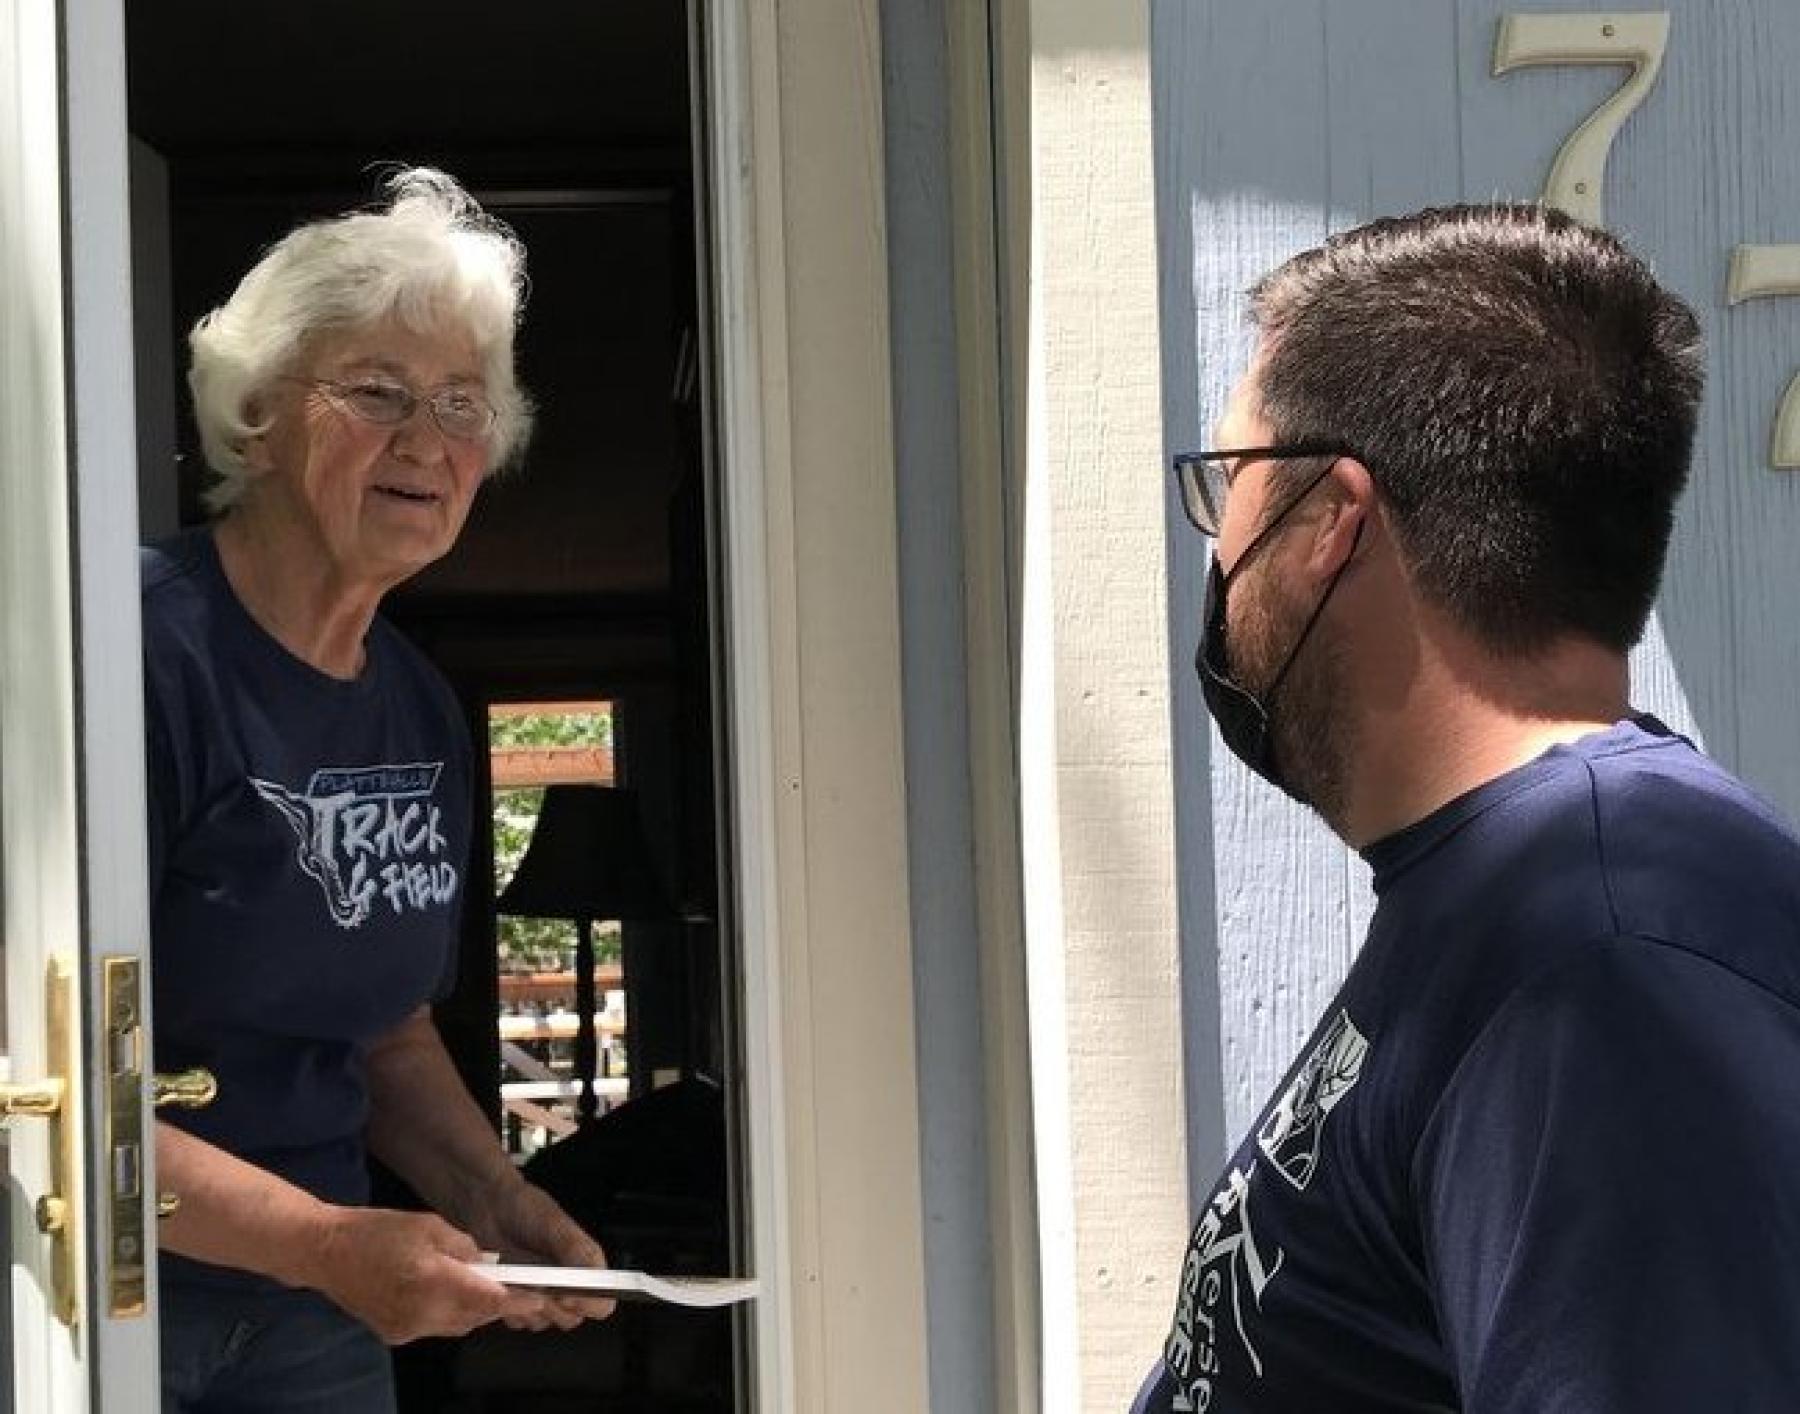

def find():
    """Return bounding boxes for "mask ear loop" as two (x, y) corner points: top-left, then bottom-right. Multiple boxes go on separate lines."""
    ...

(1195, 579), (1265, 719)
(1217, 458), (1339, 589)
(1261, 517), (1367, 709)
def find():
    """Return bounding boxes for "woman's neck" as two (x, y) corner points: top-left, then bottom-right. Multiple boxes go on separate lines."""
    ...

(213, 510), (388, 680)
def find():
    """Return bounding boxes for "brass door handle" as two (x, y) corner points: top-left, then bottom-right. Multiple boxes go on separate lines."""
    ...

(0, 1077), (66, 1120)
(149, 1071), (212, 1228)
(7, 956), (78, 1325)
(152, 1069), (217, 1109)
(1, 1082), (70, 1242)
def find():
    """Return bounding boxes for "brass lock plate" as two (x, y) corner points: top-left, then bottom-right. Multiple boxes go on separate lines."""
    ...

(104, 957), (147, 1318)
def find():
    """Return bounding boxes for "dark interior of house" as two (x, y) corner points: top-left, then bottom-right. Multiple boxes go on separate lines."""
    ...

(126, 4), (742, 1409)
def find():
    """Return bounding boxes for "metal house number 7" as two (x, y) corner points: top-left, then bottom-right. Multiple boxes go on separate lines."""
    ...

(1728, 246), (1800, 471)
(1493, 12), (1671, 228)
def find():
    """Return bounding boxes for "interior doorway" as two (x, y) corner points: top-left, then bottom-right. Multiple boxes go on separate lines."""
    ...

(125, 5), (745, 1410)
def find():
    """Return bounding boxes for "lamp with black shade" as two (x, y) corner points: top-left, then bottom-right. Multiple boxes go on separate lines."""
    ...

(495, 783), (675, 1127)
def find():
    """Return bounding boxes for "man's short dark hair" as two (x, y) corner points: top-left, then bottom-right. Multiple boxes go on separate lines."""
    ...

(1248, 203), (1704, 653)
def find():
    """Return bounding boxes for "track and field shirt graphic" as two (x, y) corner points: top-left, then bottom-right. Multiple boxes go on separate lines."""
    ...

(1133, 718), (1800, 1413)
(250, 762), (458, 928)
(142, 530), (470, 1296)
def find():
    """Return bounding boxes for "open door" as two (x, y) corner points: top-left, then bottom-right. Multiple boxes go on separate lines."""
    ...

(2, 0), (163, 1407)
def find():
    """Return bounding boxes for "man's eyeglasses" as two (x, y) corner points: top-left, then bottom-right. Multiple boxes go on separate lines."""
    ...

(285, 376), (498, 442)
(1170, 443), (1353, 537)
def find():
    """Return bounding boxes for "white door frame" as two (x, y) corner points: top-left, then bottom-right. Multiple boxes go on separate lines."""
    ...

(1, 0), (87, 1395)
(62, 0), (161, 1391)
(701, 1), (931, 1410)
(3, 0), (158, 1405)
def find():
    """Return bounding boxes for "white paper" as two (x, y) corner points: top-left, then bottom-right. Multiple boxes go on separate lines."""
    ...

(475, 1262), (760, 1309)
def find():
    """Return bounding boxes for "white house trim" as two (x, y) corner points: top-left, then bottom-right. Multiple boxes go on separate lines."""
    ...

(704, 0), (931, 1409)
(1010, 0), (1190, 1407)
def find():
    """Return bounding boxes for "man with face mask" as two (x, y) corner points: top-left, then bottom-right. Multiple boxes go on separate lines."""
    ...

(1131, 205), (1800, 1413)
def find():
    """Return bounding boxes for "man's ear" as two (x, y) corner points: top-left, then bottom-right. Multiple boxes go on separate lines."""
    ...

(1309, 456), (1376, 576)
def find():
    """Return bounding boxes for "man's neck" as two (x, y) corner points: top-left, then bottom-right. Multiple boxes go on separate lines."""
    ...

(1340, 631), (1631, 849)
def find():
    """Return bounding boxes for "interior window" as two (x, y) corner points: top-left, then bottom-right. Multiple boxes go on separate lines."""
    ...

(489, 701), (624, 1161)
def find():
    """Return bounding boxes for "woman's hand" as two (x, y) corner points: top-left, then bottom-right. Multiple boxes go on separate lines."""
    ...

(361, 1010), (616, 1329)
(157, 1123), (550, 1340)
(468, 1177), (619, 1328)
(302, 1205), (545, 1344)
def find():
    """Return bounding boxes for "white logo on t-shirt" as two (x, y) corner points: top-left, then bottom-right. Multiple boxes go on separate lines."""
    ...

(1163, 1008), (1371, 1409)
(251, 762), (459, 930)
(1257, 1009), (1370, 1191)
(1165, 1163), (1284, 1411)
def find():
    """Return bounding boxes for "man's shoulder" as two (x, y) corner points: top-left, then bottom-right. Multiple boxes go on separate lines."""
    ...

(1469, 719), (1800, 891)
(1582, 739), (1800, 1006)
(1368, 723), (1800, 1049)
(1585, 724), (1798, 850)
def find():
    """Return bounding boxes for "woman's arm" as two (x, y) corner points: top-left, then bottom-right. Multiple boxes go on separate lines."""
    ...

(364, 1007), (615, 1319)
(363, 1007), (520, 1229)
(156, 1121), (523, 1342)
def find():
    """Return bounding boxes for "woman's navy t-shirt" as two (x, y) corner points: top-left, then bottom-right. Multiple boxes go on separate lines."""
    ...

(143, 528), (470, 1294)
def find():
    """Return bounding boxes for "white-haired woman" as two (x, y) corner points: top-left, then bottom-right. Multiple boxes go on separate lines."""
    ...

(143, 170), (609, 1414)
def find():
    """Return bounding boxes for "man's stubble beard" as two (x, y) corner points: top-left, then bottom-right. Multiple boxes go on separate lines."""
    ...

(1230, 552), (1354, 831)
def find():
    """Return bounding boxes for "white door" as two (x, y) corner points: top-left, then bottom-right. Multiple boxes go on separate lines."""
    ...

(2, 0), (161, 1407)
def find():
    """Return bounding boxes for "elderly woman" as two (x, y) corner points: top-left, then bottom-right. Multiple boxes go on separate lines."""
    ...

(143, 169), (608, 1414)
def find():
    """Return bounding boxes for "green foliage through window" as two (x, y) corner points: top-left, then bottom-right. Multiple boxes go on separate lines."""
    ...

(490, 708), (621, 974)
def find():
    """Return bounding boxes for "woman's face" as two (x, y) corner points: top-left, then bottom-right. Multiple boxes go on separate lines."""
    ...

(245, 317), (493, 591)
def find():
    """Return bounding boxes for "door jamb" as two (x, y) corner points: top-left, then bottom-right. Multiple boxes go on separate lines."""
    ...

(700, 0), (932, 1409)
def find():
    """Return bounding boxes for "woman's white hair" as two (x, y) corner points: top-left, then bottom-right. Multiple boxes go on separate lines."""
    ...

(188, 167), (533, 514)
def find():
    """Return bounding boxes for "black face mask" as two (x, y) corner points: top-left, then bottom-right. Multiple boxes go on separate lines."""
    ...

(1196, 484), (1360, 795)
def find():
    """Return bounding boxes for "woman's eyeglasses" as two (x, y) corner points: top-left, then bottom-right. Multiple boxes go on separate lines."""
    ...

(285, 376), (497, 442)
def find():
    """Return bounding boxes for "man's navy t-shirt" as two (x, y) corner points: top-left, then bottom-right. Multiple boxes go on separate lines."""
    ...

(143, 529), (470, 1294)
(1133, 718), (1800, 1412)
